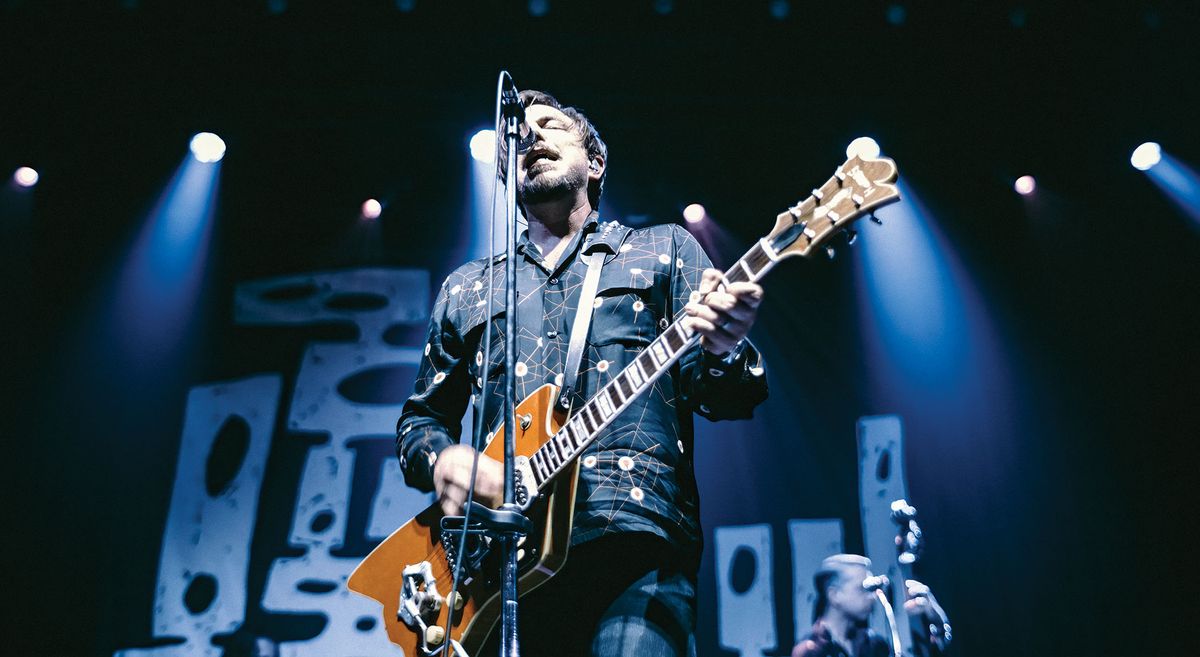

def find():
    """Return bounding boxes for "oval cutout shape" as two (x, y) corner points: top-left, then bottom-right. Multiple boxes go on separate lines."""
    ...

(310, 510), (334, 534)
(876, 449), (891, 482)
(184, 573), (218, 614)
(324, 293), (388, 312)
(296, 580), (338, 594)
(206, 416), (250, 497)
(729, 546), (757, 594)
(337, 365), (417, 405)
(382, 322), (427, 347)
(260, 282), (319, 301)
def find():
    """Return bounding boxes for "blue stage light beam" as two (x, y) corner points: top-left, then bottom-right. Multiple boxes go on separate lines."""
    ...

(111, 152), (222, 364)
(468, 128), (512, 261)
(1137, 148), (1200, 227)
(852, 178), (1010, 419)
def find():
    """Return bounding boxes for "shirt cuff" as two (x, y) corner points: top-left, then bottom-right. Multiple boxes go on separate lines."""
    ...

(395, 422), (455, 492)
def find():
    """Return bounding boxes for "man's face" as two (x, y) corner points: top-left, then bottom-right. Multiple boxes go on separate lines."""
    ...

(517, 104), (593, 206)
(830, 565), (876, 622)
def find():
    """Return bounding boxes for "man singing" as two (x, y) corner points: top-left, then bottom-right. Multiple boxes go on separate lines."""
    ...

(396, 90), (769, 656)
(793, 555), (951, 657)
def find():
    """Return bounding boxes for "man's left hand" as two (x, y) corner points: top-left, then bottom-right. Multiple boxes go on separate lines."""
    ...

(684, 268), (764, 355)
(903, 579), (946, 625)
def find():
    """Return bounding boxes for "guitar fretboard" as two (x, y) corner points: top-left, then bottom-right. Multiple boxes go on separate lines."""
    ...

(525, 238), (781, 490)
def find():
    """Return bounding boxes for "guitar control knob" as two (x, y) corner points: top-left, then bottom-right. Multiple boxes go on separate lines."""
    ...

(425, 625), (446, 646)
(825, 246), (836, 259)
(869, 213), (883, 225)
(446, 591), (465, 610)
(845, 229), (858, 245)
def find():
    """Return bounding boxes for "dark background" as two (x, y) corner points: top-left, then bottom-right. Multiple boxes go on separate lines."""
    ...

(3, 2), (1198, 656)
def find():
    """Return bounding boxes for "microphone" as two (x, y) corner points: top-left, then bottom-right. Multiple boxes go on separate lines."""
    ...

(863, 574), (890, 592)
(499, 71), (536, 153)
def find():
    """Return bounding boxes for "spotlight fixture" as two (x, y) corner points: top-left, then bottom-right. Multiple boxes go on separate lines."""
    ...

(683, 203), (706, 224)
(361, 199), (383, 220)
(470, 129), (497, 164)
(1014, 175), (1036, 195)
(189, 133), (226, 164)
(13, 166), (40, 187)
(1130, 142), (1162, 171)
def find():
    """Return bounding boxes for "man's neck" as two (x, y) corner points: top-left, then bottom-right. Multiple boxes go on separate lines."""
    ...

(524, 197), (594, 268)
(818, 612), (860, 655)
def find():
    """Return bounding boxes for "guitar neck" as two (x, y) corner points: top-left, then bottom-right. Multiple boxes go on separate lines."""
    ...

(524, 237), (783, 490)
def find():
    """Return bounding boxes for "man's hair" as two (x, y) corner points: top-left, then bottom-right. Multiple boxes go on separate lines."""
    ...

(811, 554), (873, 623)
(511, 89), (609, 208)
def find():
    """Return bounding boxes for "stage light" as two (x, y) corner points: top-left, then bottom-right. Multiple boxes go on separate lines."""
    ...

(470, 129), (497, 164)
(528, 0), (548, 17)
(654, 0), (673, 15)
(683, 204), (706, 224)
(885, 3), (907, 25)
(846, 137), (881, 160)
(769, 0), (791, 19)
(13, 166), (39, 187)
(395, 0), (416, 11)
(361, 199), (382, 220)
(1014, 175), (1036, 195)
(189, 133), (226, 164)
(1131, 142), (1161, 171)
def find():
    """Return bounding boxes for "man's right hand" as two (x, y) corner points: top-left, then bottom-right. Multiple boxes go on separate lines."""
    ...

(432, 444), (505, 516)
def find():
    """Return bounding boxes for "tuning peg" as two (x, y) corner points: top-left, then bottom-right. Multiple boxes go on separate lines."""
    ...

(825, 246), (836, 259)
(845, 229), (858, 245)
(869, 213), (883, 225)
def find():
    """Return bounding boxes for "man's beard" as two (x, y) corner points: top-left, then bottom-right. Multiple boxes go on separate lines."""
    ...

(518, 167), (587, 206)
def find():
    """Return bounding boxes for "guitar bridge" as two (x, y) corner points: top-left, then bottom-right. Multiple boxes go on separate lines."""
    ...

(398, 561), (441, 625)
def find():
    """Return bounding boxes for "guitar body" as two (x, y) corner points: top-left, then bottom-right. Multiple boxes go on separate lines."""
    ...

(348, 384), (578, 656)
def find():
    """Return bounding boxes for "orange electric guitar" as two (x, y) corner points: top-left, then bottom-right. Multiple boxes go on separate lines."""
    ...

(348, 154), (901, 656)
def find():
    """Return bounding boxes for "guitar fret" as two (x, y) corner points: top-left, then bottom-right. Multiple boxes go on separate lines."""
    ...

(555, 433), (572, 460)
(579, 407), (597, 433)
(627, 361), (645, 387)
(636, 351), (657, 377)
(569, 416), (586, 444)
(597, 392), (615, 418)
(585, 404), (602, 429)
(663, 324), (684, 352)
(531, 452), (550, 484)
(737, 258), (754, 279)
(545, 441), (562, 469)
(605, 387), (621, 412)
(616, 373), (634, 400)
(564, 423), (580, 450)
(650, 341), (668, 366)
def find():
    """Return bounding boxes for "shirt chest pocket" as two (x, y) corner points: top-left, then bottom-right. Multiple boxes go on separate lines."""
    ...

(458, 308), (507, 385)
(588, 266), (667, 347)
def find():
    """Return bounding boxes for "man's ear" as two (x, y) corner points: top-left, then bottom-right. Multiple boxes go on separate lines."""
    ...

(588, 155), (605, 177)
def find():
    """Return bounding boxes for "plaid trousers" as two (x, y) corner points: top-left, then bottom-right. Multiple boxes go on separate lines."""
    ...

(481, 532), (697, 657)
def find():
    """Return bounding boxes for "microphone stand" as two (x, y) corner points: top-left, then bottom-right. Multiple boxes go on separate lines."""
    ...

(437, 72), (531, 657)
(874, 589), (904, 657)
(495, 78), (525, 657)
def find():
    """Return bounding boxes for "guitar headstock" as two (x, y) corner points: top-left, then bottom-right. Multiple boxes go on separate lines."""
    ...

(767, 155), (900, 258)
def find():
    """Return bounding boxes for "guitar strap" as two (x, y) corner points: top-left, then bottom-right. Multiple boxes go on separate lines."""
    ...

(556, 248), (605, 412)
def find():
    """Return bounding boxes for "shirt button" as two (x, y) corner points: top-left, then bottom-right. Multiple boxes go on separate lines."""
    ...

(549, 277), (559, 285)
(547, 330), (559, 339)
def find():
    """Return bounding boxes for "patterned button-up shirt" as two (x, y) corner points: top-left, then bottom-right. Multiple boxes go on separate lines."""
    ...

(397, 218), (768, 558)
